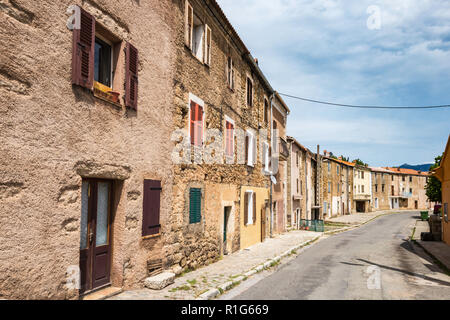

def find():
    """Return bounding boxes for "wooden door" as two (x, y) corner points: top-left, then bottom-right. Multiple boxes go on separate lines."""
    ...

(261, 205), (266, 241)
(80, 179), (113, 294)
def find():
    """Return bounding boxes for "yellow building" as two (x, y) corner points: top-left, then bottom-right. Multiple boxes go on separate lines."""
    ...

(434, 135), (450, 246)
(240, 186), (270, 249)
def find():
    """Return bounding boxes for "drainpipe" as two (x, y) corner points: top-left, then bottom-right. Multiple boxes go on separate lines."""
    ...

(269, 92), (274, 238)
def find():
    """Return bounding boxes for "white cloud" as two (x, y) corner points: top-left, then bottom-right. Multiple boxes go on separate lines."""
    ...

(217, 0), (450, 165)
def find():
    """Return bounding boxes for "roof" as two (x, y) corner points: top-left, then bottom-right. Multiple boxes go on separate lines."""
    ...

(327, 157), (355, 167)
(384, 167), (431, 176)
(287, 136), (315, 157)
(369, 167), (393, 173)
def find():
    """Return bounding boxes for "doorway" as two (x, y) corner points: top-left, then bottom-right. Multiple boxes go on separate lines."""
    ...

(223, 206), (232, 255)
(80, 179), (113, 294)
(415, 200), (418, 209)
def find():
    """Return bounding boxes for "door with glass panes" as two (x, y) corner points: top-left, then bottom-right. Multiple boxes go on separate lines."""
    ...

(80, 179), (113, 294)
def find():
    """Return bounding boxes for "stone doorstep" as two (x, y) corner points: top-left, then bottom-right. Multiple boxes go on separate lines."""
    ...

(144, 272), (175, 290)
(81, 286), (123, 300)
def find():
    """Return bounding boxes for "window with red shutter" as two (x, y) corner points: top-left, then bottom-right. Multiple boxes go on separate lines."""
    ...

(72, 7), (95, 89)
(125, 42), (138, 110)
(225, 120), (234, 157)
(142, 180), (162, 237)
(190, 101), (204, 147)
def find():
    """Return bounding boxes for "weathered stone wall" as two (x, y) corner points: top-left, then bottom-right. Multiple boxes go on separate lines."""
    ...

(168, 0), (271, 273)
(0, 0), (177, 299)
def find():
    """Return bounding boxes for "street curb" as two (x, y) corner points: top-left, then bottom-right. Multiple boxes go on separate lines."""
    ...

(411, 240), (450, 276)
(197, 211), (399, 300)
(196, 235), (322, 300)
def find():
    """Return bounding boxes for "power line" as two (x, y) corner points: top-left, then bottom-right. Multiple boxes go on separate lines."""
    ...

(278, 93), (450, 109)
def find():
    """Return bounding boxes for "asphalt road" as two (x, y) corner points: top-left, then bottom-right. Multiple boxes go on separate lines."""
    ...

(222, 211), (450, 300)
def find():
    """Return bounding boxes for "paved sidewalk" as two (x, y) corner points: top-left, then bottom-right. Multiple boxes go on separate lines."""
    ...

(109, 230), (321, 300)
(416, 240), (450, 272)
(412, 220), (430, 240)
(326, 210), (398, 226)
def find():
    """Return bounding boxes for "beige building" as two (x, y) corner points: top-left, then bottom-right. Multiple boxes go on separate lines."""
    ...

(271, 94), (290, 234)
(0, 0), (178, 299)
(370, 167), (392, 211)
(322, 154), (354, 218)
(353, 165), (372, 212)
(385, 167), (430, 210)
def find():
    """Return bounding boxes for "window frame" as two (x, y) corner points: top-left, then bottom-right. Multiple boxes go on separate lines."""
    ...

(246, 76), (253, 107)
(188, 93), (205, 147)
(224, 115), (235, 158)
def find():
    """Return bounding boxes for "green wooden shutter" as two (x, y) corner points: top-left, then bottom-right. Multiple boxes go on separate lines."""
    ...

(189, 188), (202, 224)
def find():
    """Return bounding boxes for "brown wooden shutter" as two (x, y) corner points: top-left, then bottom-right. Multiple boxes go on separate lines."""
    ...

(72, 7), (95, 89)
(204, 25), (211, 65)
(245, 135), (249, 163)
(252, 192), (256, 224)
(244, 192), (249, 225)
(142, 180), (162, 236)
(185, 1), (193, 49)
(125, 42), (138, 110)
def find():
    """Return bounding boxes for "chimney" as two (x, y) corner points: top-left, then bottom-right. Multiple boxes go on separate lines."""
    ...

(254, 58), (259, 65)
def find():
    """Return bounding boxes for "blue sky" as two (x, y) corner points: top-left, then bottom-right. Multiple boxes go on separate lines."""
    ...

(217, 0), (450, 167)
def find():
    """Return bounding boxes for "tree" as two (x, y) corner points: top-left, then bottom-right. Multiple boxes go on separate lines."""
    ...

(425, 154), (443, 203)
(353, 158), (368, 167)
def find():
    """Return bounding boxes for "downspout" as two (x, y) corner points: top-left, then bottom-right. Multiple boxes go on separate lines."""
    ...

(269, 92), (274, 238)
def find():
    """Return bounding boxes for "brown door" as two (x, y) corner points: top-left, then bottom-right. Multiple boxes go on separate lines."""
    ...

(415, 201), (418, 209)
(80, 179), (113, 294)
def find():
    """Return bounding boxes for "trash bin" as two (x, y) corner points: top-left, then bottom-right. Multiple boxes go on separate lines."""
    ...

(420, 211), (429, 221)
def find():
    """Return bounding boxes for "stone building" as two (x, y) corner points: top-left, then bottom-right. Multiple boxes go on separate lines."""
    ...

(370, 167), (392, 211)
(271, 94), (290, 234)
(353, 165), (372, 212)
(385, 167), (430, 210)
(0, 0), (178, 299)
(321, 153), (354, 218)
(169, 0), (281, 272)
(286, 136), (309, 227)
(0, 0), (283, 300)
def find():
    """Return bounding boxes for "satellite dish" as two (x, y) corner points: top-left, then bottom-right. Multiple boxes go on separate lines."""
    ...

(271, 175), (277, 185)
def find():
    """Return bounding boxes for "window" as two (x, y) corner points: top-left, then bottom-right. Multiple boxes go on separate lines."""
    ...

(94, 37), (112, 88)
(300, 181), (303, 195)
(361, 171), (364, 179)
(225, 117), (234, 158)
(244, 191), (256, 225)
(337, 165), (340, 175)
(142, 180), (161, 236)
(362, 185), (365, 193)
(296, 152), (299, 167)
(246, 77), (253, 107)
(409, 176), (412, 183)
(391, 185), (394, 195)
(392, 175), (394, 181)
(71, 6), (137, 108)
(328, 162), (331, 172)
(297, 179), (299, 193)
(382, 184), (385, 192)
(375, 198), (378, 208)
(375, 184), (378, 193)
(328, 182), (331, 193)
(189, 188), (202, 224)
(245, 130), (256, 166)
(324, 202), (327, 215)
(402, 176), (405, 182)
(264, 98), (269, 125)
(409, 188), (412, 194)
(337, 183), (340, 193)
(189, 95), (204, 147)
(227, 56), (234, 90)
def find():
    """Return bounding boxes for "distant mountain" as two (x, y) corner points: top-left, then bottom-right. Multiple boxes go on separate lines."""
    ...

(398, 163), (433, 172)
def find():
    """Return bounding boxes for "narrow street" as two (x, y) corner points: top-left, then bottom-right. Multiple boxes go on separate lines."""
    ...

(222, 212), (450, 300)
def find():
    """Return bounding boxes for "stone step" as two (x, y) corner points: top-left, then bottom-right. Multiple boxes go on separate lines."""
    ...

(144, 272), (175, 290)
